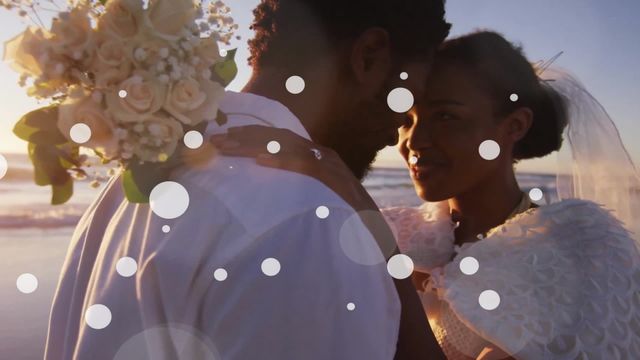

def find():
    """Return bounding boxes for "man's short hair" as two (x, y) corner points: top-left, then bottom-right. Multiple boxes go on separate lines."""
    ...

(248, 0), (451, 69)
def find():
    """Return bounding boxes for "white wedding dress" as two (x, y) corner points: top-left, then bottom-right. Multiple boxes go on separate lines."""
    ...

(382, 199), (640, 359)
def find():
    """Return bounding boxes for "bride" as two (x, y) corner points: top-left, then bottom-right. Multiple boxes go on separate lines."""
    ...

(210, 31), (640, 359)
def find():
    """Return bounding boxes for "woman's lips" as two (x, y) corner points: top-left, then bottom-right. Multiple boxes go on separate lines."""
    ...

(410, 163), (444, 180)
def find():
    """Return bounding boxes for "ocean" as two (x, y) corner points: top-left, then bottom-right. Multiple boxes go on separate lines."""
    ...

(0, 152), (558, 359)
(0, 152), (558, 230)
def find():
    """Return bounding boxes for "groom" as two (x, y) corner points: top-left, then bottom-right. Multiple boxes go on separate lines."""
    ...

(45, 1), (450, 359)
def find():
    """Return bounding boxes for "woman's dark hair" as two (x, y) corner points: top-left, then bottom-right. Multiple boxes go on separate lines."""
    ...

(436, 31), (568, 160)
(248, 0), (451, 69)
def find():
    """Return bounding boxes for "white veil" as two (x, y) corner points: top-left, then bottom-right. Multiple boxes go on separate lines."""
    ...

(541, 67), (640, 241)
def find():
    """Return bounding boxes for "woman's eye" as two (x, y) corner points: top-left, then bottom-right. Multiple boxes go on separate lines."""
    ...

(435, 111), (455, 121)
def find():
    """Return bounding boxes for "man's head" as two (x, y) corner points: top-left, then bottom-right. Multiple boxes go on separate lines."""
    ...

(248, 0), (451, 179)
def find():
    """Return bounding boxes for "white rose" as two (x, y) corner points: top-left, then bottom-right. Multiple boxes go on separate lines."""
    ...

(143, 0), (197, 40)
(58, 90), (119, 158)
(94, 64), (133, 91)
(164, 78), (225, 126)
(98, 0), (143, 39)
(95, 37), (130, 68)
(106, 75), (167, 122)
(129, 114), (184, 162)
(195, 36), (222, 66)
(50, 7), (92, 56)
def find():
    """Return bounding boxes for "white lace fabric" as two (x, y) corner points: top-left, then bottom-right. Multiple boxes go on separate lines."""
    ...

(382, 199), (640, 359)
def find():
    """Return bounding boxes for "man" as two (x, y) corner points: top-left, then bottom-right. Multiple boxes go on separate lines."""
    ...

(45, 1), (450, 359)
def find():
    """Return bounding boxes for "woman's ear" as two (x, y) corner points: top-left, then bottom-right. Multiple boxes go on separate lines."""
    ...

(350, 27), (392, 88)
(504, 107), (533, 143)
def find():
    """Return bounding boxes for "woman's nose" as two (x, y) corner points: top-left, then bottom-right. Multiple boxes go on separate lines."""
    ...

(406, 124), (433, 151)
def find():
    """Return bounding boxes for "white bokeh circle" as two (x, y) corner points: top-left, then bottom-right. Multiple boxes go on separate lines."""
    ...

(0, 153), (7, 180)
(459, 256), (480, 275)
(116, 257), (138, 277)
(315, 206), (330, 219)
(387, 88), (414, 113)
(479, 140), (500, 160)
(16, 273), (38, 294)
(118, 89), (128, 98)
(261, 258), (281, 277)
(387, 254), (414, 280)
(529, 188), (544, 201)
(162, 225), (171, 233)
(347, 302), (356, 311)
(510, 93), (519, 102)
(114, 324), (221, 360)
(409, 156), (418, 165)
(400, 72), (408, 80)
(184, 131), (204, 149)
(213, 268), (228, 281)
(150, 181), (190, 219)
(267, 141), (281, 154)
(285, 76), (305, 94)
(479, 290), (501, 311)
(339, 211), (390, 266)
(85, 304), (112, 329)
(70, 123), (92, 144)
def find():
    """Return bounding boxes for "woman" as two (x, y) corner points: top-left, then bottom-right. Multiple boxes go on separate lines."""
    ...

(211, 32), (640, 359)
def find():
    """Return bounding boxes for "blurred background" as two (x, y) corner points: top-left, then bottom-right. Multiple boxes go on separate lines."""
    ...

(0, 0), (638, 358)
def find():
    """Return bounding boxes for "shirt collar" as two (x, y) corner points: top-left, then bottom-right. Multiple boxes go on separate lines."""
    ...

(218, 91), (312, 141)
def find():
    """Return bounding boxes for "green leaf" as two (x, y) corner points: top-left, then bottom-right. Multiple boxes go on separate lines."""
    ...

(51, 177), (73, 205)
(31, 143), (70, 186)
(212, 48), (238, 87)
(28, 143), (51, 186)
(27, 142), (74, 205)
(122, 168), (150, 203)
(215, 110), (228, 127)
(13, 106), (68, 145)
(122, 158), (175, 204)
(58, 145), (81, 169)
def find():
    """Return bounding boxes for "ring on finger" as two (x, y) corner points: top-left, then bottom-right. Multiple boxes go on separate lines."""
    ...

(310, 148), (323, 160)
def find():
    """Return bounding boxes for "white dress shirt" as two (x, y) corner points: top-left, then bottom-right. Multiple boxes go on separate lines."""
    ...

(44, 91), (401, 360)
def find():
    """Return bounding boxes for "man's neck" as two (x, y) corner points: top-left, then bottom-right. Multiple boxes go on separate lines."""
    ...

(242, 71), (333, 144)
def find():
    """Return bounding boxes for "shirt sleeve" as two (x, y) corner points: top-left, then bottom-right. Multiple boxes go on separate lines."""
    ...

(135, 205), (401, 360)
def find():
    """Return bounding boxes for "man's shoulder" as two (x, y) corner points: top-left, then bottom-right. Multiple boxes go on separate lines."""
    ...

(177, 157), (356, 236)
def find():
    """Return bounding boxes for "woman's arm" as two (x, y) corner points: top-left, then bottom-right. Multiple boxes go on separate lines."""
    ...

(209, 125), (380, 212)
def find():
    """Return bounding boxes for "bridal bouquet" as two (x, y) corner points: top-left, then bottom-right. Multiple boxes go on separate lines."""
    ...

(2, 0), (238, 204)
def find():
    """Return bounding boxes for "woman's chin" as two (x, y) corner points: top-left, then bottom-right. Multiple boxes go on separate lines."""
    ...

(415, 185), (450, 203)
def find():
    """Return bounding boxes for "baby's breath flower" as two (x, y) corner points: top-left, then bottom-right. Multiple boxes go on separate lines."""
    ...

(134, 48), (147, 62)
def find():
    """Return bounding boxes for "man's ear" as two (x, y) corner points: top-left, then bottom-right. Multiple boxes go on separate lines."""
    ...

(350, 27), (392, 88)
(503, 107), (533, 143)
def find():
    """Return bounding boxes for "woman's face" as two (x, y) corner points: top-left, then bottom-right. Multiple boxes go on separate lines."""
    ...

(398, 63), (511, 202)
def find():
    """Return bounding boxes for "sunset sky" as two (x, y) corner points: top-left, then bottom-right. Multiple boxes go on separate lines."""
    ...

(0, 0), (638, 174)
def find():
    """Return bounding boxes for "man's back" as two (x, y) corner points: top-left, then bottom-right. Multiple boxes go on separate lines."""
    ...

(44, 92), (401, 359)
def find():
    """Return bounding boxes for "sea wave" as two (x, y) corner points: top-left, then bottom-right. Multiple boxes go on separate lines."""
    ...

(0, 166), (558, 229)
(0, 206), (87, 229)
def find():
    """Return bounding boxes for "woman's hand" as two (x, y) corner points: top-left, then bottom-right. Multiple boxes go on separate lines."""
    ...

(209, 125), (378, 212)
(476, 346), (515, 360)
